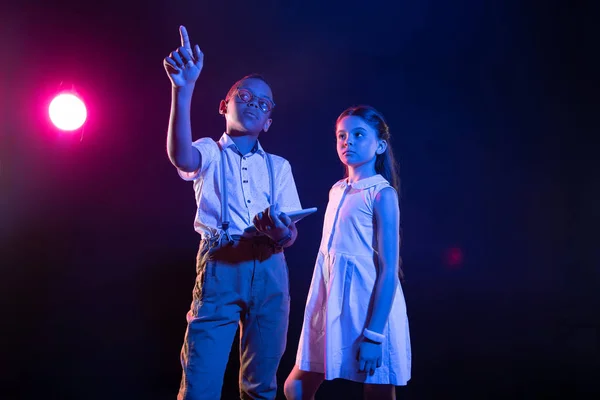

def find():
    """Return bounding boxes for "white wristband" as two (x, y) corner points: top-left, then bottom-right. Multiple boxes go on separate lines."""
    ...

(363, 328), (385, 344)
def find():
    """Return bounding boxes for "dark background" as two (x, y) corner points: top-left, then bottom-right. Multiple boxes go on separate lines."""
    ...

(1, 0), (598, 399)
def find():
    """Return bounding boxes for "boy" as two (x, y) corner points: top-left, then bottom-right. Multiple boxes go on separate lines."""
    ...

(164, 26), (302, 400)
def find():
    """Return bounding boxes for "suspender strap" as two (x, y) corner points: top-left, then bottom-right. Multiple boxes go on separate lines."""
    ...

(217, 142), (230, 231)
(266, 152), (275, 204)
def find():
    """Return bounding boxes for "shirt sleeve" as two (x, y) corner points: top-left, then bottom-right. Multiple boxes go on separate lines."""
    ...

(276, 159), (302, 213)
(177, 138), (220, 181)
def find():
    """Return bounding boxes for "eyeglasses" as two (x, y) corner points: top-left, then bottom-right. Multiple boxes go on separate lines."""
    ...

(229, 88), (275, 113)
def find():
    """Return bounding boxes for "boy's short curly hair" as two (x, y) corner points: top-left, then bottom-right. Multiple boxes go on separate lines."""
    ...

(225, 73), (272, 102)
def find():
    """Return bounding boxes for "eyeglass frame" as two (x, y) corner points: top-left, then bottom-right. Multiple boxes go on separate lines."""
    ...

(226, 87), (276, 114)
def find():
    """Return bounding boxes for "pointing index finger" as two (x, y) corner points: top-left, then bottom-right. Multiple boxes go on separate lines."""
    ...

(179, 25), (192, 50)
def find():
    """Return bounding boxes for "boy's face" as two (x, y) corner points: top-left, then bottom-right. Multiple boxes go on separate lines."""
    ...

(220, 78), (274, 135)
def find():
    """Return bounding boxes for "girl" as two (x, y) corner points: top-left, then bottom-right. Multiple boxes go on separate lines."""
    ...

(284, 106), (411, 400)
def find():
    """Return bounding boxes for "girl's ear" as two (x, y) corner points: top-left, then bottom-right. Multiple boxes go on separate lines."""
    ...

(377, 139), (388, 155)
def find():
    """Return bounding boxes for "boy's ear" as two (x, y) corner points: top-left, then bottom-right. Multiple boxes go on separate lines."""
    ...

(263, 118), (273, 132)
(218, 100), (227, 115)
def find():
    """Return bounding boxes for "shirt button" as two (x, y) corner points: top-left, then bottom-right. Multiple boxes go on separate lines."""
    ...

(247, 200), (251, 203)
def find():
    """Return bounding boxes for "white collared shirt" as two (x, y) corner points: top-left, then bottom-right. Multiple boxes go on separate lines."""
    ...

(178, 133), (302, 237)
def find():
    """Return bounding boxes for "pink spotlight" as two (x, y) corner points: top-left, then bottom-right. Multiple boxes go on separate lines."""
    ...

(444, 247), (464, 269)
(49, 93), (87, 131)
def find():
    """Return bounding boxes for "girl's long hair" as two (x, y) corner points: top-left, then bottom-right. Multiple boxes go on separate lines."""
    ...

(337, 105), (404, 280)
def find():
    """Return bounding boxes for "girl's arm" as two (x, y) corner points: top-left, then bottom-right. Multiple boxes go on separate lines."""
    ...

(365, 187), (401, 336)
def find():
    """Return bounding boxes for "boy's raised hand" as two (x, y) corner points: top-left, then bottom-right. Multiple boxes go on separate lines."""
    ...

(163, 26), (204, 88)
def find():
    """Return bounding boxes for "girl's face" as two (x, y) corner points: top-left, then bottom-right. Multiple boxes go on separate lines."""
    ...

(336, 116), (385, 168)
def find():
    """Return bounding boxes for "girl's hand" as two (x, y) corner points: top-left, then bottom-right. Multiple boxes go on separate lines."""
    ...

(163, 26), (204, 88)
(357, 338), (382, 376)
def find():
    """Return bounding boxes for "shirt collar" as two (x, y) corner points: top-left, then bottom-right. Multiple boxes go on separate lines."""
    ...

(335, 174), (388, 190)
(218, 133), (265, 157)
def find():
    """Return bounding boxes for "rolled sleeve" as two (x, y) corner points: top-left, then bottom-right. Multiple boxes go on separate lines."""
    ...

(177, 138), (220, 181)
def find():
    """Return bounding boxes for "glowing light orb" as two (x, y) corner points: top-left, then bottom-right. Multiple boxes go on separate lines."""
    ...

(444, 247), (464, 268)
(49, 93), (87, 131)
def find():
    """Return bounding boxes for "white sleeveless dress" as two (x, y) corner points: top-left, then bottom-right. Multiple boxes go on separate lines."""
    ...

(295, 174), (411, 385)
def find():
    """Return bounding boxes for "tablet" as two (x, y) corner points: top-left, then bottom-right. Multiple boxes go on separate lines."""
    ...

(244, 207), (318, 233)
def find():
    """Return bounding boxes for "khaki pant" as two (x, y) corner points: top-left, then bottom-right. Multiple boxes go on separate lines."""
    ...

(178, 237), (290, 400)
